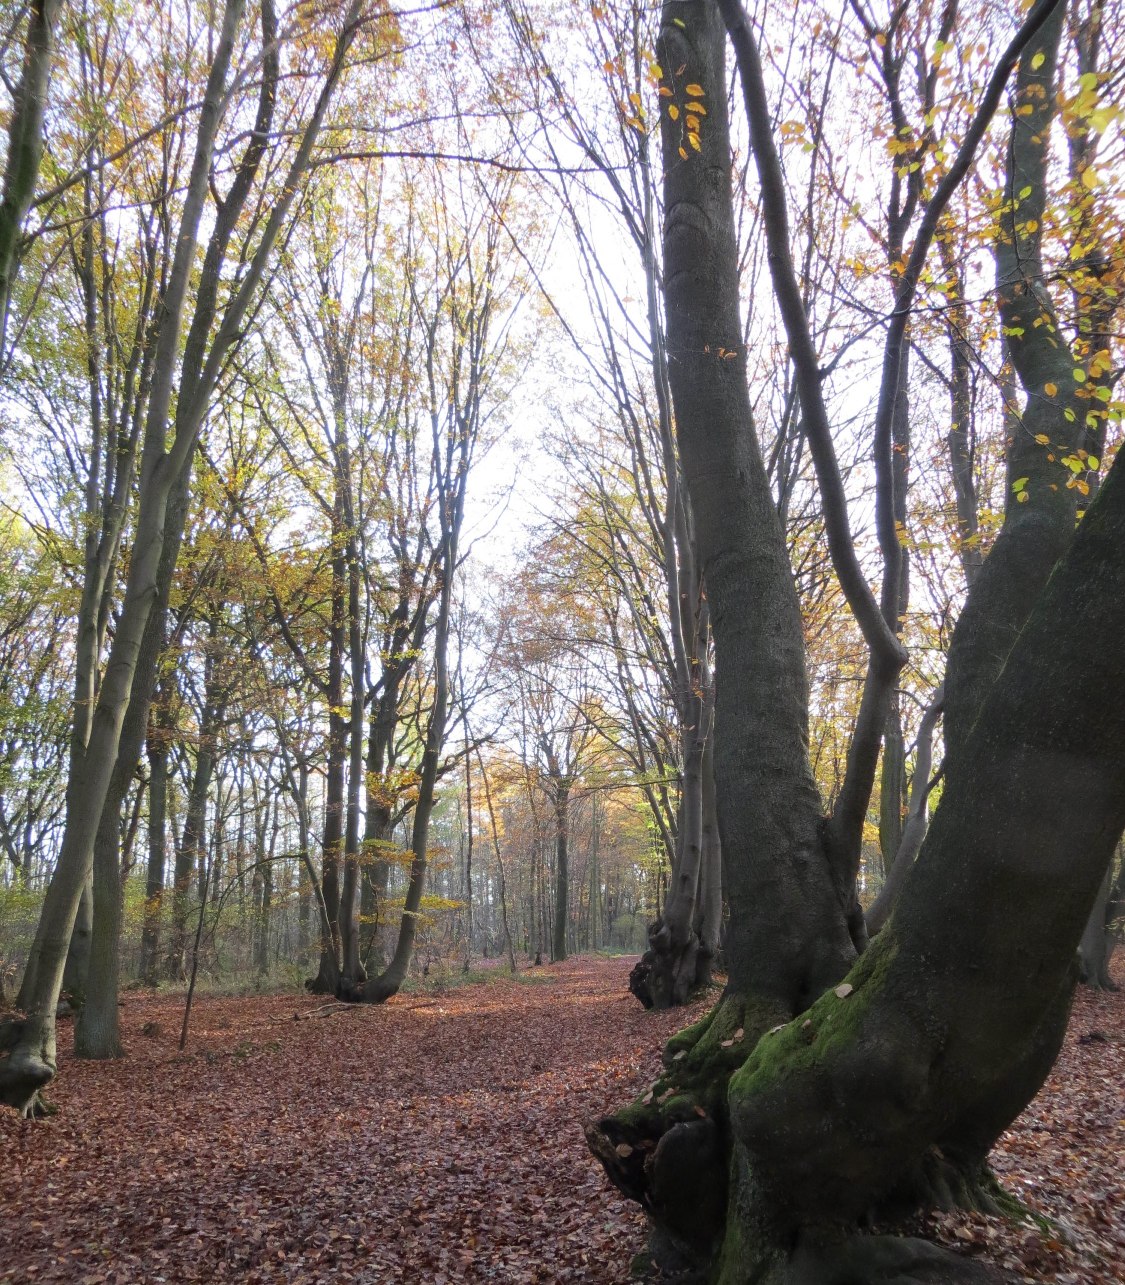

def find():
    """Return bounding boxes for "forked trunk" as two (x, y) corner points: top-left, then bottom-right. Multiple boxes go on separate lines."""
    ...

(587, 3), (1107, 1279)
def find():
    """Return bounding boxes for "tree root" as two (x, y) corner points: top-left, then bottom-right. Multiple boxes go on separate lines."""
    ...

(588, 991), (791, 1267)
(0, 1044), (55, 1117)
(778, 1230), (1011, 1284)
(629, 922), (715, 1010)
(879, 1152), (1009, 1221)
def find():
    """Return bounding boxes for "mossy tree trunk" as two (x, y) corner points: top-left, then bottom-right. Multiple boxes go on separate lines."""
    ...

(587, 1), (1117, 1280)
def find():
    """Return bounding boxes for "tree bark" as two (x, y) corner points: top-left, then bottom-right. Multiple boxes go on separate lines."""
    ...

(551, 776), (570, 964)
(0, 0), (63, 351)
(944, 0), (1081, 766)
(587, 1), (1080, 1276)
(1078, 858), (1120, 991)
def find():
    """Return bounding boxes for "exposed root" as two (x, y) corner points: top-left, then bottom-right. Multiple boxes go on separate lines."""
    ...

(0, 1044), (56, 1117)
(588, 990), (791, 1270)
(782, 1230), (1011, 1284)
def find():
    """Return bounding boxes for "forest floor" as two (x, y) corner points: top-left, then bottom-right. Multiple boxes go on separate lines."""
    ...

(0, 954), (1122, 1284)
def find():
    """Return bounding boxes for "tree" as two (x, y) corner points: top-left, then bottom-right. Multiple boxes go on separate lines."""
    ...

(587, 0), (1125, 1278)
(500, 0), (721, 1005)
(0, 0), (62, 354)
(0, 0), (370, 1111)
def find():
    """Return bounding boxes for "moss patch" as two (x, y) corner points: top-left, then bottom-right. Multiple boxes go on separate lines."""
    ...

(730, 928), (900, 1104)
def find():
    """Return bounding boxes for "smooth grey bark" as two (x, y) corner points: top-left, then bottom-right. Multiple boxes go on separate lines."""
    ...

(138, 703), (170, 985)
(944, 0), (1087, 765)
(278, 742), (335, 970)
(659, 0), (855, 1010)
(589, 1), (1078, 1276)
(865, 684), (945, 937)
(0, 0), (63, 353)
(549, 756), (570, 964)
(1078, 857), (1121, 990)
(939, 236), (984, 588)
(60, 880), (92, 1004)
(168, 663), (226, 980)
(74, 802), (126, 1058)
(307, 513), (347, 994)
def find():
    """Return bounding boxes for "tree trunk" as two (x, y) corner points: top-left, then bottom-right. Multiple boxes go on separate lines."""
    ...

(944, 1), (1083, 767)
(715, 441), (1125, 1274)
(551, 780), (570, 963)
(588, 1), (1079, 1276)
(0, 0), (63, 349)
(59, 878), (93, 1006)
(139, 724), (168, 985)
(73, 786), (126, 1058)
(1078, 859), (1119, 991)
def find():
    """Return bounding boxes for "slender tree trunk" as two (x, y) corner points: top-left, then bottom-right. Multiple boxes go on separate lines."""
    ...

(551, 779), (570, 963)
(60, 879), (93, 1005)
(944, 2), (1084, 765)
(74, 790), (126, 1057)
(355, 560), (456, 1002)
(0, 0), (63, 350)
(1078, 859), (1119, 991)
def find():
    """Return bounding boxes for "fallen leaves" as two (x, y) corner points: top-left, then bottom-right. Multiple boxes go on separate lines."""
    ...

(0, 958), (706, 1283)
(0, 955), (1121, 1283)
(920, 956), (1125, 1284)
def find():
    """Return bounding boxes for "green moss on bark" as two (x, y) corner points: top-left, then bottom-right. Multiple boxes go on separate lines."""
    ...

(731, 929), (899, 1104)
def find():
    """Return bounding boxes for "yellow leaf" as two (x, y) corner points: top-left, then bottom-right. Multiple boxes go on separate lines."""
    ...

(687, 115), (700, 130)
(678, 145), (688, 160)
(1044, 382), (1057, 396)
(1030, 51), (1045, 70)
(669, 104), (680, 120)
(1034, 433), (1050, 445)
(685, 83), (705, 96)
(1081, 166), (1099, 190)
(688, 132), (701, 151)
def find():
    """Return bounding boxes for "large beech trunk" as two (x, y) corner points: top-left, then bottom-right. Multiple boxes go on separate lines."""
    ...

(586, 2), (1121, 1280)
(720, 446), (1125, 1268)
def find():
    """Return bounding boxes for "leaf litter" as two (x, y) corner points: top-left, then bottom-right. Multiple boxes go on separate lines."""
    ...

(1, 955), (1121, 1283)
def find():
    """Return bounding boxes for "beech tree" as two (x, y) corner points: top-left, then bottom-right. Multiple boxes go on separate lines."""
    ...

(587, 0), (1125, 1279)
(501, 0), (721, 1005)
(0, 0), (372, 1111)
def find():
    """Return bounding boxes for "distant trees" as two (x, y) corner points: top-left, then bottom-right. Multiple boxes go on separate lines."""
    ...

(1, 4), (1121, 1220)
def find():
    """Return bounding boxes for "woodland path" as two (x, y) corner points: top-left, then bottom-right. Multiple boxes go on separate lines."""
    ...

(0, 955), (1121, 1284)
